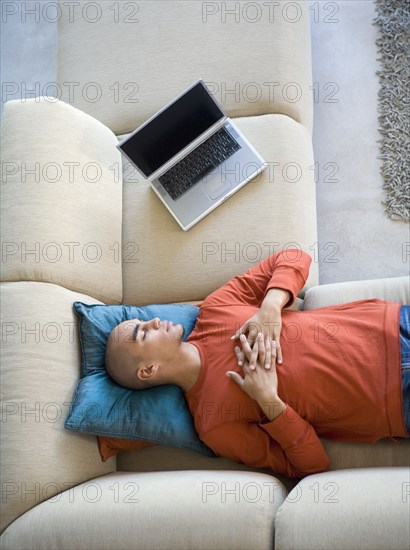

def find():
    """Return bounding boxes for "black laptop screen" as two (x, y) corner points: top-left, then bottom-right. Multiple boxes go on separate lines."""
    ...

(119, 82), (225, 178)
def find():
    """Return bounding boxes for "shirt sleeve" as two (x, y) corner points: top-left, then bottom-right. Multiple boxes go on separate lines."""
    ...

(203, 249), (312, 310)
(201, 403), (331, 478)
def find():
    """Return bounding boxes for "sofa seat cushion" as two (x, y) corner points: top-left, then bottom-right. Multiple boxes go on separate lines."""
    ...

(122, 113), (318, 305)
(57, 0), (313, 135)
(274, 468), (410, 550)
(0, 97), (122, 304)
(0, 471), (288, 550)
(0, 282), (115, 533)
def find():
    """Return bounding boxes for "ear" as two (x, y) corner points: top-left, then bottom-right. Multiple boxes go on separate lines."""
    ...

(136, 363), (159, 382)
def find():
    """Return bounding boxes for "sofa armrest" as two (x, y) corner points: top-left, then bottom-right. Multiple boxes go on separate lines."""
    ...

(0, 471), (287, 550)
(303, 276), (409, 310)
(1, 97), (122, 304)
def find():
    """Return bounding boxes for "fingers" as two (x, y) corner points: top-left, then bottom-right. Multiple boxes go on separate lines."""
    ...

(263, 337), (278, 369)
(276, 341), (283, 364)
(234, 346), (245, 367)
(265, 337), (272, 369)
(236, 336), (258, 370)
(240, 334), (265, 370)
(239, 333), (253, 361)
(236, 334), (278, 370)
(249, 335), (260, 370)
(246, 323), (260, 347)
(272, 325), (283, 364)
(231, 321), (259, 345)
(232, 324), (283, 364)
(235, 339), (258, 371)
(231, 321), (248, 341)
(226, 371), (243, 386)
(269, 339), (277, 368)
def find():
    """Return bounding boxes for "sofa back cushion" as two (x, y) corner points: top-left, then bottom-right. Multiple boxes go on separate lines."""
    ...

(121, 113), (319, 305)
(56, 0), (313, 135)
(1, 97), (122, 304)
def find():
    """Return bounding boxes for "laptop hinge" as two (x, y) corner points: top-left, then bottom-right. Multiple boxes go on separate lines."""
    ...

(150, 116), (227, 181)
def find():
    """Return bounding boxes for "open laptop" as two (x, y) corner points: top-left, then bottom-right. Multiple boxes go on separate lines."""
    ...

(117, 79), (267, 231)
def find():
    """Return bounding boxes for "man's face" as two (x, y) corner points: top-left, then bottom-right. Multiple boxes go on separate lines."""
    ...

(111, 317), (184, 364)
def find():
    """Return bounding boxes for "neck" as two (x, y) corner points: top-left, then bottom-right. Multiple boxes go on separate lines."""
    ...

(169, 342), (202, 393)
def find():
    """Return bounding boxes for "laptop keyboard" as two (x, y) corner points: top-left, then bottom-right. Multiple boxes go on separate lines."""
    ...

(158, 127), (241, 200)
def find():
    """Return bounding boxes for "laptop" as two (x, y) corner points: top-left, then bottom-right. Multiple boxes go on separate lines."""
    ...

(117, 79), (267, 231)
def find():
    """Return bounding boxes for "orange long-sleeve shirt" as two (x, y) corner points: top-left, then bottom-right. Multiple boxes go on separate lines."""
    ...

(185, 249), (408, 478)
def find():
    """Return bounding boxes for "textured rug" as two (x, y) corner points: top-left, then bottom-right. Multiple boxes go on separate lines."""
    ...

(373, 0), (410, 222)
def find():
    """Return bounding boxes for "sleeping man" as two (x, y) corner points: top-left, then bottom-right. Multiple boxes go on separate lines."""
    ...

(105, 249), (410, 478)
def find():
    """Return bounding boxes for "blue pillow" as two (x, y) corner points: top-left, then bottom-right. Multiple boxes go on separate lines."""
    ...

(65, 302), (215, 456)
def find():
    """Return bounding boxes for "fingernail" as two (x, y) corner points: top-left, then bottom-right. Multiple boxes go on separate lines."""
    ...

(240, 334), (246, 341)
(235, 346), (240, 353)
(265, 364), (270, 370)
(238, 361), (242, 366)
(278, 359), (282, 364)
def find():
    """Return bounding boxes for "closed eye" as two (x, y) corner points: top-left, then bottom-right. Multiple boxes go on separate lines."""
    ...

(133, 322), (147, 342)
(133, 323), (146, 342)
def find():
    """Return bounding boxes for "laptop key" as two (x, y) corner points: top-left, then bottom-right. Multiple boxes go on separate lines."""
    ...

(159, 127), (241, 200)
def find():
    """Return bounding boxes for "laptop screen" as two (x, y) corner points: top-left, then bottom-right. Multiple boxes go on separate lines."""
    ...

(119, 81), (225, 178)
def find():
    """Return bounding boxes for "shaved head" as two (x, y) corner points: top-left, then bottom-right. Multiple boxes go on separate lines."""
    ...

(105, 327), (150, 390)
(104, 317), (187, 391)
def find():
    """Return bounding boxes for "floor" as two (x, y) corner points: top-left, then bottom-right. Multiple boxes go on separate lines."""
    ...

(1, 0), (408, 285)
(310, 0), (409, 284)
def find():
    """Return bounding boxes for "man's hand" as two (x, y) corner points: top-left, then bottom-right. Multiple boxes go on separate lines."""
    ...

(227, 333), (286, 421)
(231, 288), (291, 368)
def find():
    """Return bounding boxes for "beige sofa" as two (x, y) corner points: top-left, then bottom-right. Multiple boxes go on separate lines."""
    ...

(1, 1), (409, 548)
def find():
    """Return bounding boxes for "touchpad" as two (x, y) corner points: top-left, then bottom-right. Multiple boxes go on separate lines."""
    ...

(202, 178), (232, 200)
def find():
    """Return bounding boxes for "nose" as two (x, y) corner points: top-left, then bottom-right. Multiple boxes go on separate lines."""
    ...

(145, 317), (160, 329)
